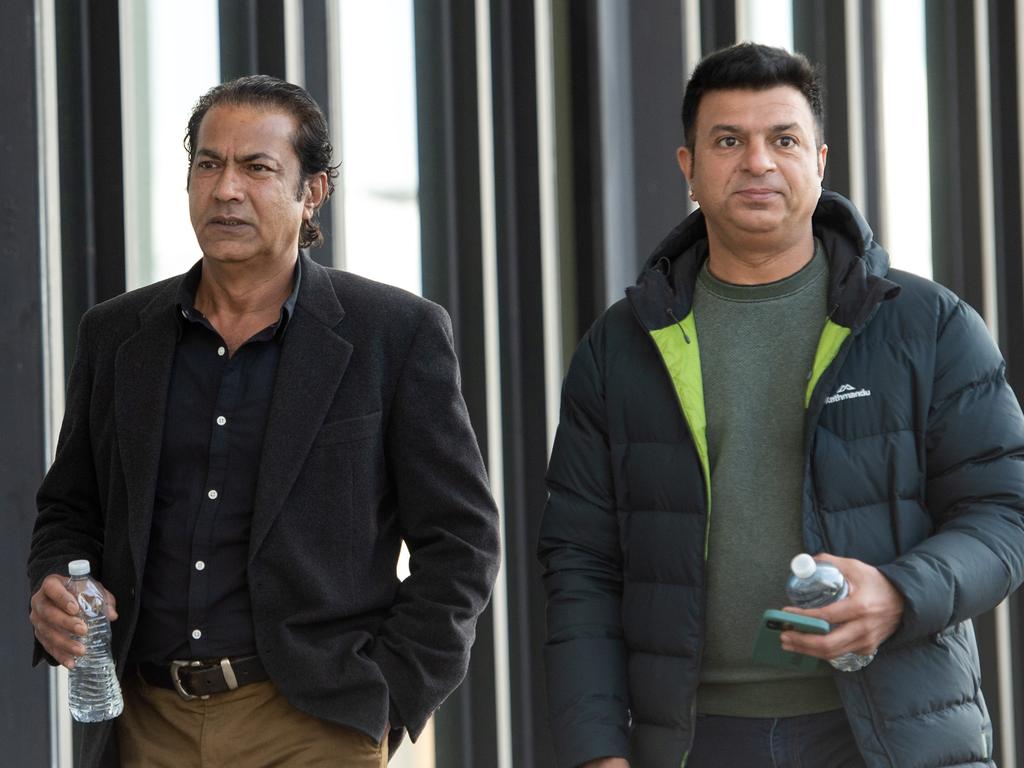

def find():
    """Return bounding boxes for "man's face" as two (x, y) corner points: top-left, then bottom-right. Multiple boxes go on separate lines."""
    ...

(677, 86), (827, 251)
(188, 104), (323, 267)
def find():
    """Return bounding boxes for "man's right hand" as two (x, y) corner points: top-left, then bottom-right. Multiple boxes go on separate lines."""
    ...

(29, 573), (118, 669)
(581, 759), (630, 768)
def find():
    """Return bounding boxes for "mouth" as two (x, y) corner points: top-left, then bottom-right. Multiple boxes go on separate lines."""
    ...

(209, 216), (251, 227)
(735, 188), (782, 200)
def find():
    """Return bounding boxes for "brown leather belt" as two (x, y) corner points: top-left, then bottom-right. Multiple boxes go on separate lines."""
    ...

(136, 655), (268, 701)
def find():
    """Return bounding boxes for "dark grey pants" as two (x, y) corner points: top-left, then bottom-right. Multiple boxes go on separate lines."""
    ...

(686, 709), (865, 768)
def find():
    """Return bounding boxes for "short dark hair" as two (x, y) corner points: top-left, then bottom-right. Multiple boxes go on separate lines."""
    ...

(681, 43), (824, 150)
(185, 75), (339, 248)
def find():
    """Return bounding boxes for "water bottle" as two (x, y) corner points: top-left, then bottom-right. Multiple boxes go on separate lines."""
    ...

(786, 553), (874, 672)
(67, 560), (124, 722)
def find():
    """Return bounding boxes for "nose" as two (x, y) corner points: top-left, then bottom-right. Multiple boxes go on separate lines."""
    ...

(742, 139), (775, 175)
(213, 165), (245, 201)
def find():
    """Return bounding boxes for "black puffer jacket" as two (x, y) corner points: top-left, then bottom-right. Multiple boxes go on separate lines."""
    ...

(538, 191), (1024, 768)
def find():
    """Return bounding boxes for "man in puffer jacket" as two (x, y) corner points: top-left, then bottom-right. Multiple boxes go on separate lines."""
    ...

(538, 42), (1024, 768)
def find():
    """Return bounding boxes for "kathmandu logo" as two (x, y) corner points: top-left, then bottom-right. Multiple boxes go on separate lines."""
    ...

(825, 383), (872, 405)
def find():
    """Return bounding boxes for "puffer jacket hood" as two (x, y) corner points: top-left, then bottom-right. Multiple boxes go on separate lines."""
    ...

(627, 189), (900, 333)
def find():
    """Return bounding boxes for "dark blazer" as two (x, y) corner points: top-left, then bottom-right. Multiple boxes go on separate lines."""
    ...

(29, 253), (501, 768)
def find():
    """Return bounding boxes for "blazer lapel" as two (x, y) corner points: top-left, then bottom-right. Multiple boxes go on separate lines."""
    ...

(249, 256), (352, 559)
(114, 281), (181, 576)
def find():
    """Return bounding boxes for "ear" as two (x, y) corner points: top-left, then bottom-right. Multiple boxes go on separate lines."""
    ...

(817, 143), (828, 180)
(677, 145), (696, 200)
(677, 145), (694, 179)
(303, 172), (330, 221)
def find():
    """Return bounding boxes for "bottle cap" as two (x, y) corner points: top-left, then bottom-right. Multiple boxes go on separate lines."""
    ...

(68, 560), (91, 577)
(791, 553), (817, 579)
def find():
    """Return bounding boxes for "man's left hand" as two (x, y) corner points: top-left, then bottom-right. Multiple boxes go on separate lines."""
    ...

(780, 553), (905, 661)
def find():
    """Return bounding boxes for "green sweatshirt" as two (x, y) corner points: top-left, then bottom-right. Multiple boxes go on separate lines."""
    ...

(693, 240), (842, 717)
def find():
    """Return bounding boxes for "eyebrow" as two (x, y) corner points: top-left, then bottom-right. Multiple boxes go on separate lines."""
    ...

(195, 148), (280, 164)
(708, 122), (802, 135)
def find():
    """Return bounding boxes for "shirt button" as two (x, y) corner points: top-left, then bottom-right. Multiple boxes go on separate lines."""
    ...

(216, 416), (227, 426)
(192, 629), (202, 640)
(208, 489), (218, 500)
(195, 560), (206, 571)
(217, 346), (226, 356)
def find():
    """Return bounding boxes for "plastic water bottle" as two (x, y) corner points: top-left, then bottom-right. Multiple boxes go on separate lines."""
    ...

(786, 553), (874, 672)
(67, 560), (124, 722)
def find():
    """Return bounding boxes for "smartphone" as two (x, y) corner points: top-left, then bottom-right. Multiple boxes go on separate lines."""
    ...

(751, 609), (830, 672)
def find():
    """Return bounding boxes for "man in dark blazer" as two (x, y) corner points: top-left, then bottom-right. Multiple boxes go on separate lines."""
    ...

(28, 75), (500, 767)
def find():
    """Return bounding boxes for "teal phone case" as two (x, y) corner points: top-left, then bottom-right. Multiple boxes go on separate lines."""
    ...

(751, 609), (830, 672)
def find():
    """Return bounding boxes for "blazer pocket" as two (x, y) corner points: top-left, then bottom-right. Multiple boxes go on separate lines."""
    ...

(316, 411), (382, 446)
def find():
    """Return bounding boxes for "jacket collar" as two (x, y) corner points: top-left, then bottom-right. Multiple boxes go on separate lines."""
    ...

(626, 190), (901, 332)
(249, 252), (352, 559)
(116, 278), (183, 577)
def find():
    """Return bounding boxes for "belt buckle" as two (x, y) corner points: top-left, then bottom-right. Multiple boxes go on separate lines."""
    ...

(169, 660), (209, 701)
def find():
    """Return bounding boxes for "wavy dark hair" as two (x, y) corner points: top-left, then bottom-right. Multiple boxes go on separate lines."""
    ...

(185, 75), (339, 248)
(681, 43), (825, 151)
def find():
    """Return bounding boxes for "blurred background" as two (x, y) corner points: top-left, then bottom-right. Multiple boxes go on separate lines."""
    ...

(3, 0), (1023, 766)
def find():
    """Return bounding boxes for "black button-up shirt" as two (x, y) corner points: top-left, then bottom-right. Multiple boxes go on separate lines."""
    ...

(130, 258), (301, 664)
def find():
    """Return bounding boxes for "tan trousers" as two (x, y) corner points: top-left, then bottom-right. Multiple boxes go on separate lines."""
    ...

(116, 669), (387, 767)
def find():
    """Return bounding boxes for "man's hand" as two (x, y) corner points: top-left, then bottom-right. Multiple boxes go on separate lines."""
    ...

(29, 573), (118, 669)
(780, 553), (904, 661)
(580, 759), (629, 768)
